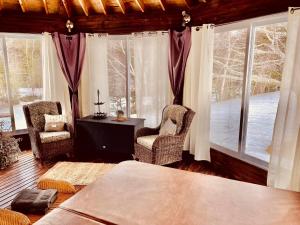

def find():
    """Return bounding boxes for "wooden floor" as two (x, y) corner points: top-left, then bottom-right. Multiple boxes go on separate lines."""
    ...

(0, 151), (51, 209)
(0, 150), (223, 223)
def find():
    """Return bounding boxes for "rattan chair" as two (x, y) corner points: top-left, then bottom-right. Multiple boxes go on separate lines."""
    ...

(23, 101), (74, 163)
(134, 105), (195, 165)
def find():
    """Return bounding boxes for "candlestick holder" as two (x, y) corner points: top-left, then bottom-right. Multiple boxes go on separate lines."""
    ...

(93, 89), (107, 119)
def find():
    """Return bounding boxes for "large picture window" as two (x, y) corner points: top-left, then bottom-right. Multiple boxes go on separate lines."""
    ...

(107, 37), (136, 117)
(210, 15), (287, 167)
(0, 34), (42, 131)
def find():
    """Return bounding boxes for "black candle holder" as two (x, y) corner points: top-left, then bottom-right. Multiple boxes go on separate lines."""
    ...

(93, 89), (107, 119)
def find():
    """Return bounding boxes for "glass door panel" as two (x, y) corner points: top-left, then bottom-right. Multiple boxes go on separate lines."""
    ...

(107, 39), (128, 116)
(210, 29), (248, 151)
(0, 38), (12, 131)
(245, 22), (287, 161)
(5, 37), (42, 130)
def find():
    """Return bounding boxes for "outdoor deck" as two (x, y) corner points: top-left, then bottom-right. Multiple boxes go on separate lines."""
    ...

(211, 91), (279, 162)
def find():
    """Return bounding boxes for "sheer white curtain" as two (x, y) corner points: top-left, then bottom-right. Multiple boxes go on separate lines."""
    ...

(183, 25), (214, 161)
(79, 34), (110, 117)
(42, 32), (72, 122)
(268, 8), (300, 191)
(132, 32), (171, 127)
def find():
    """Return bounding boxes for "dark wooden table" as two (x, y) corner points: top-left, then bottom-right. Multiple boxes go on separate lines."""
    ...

(76, 116), (144, 159)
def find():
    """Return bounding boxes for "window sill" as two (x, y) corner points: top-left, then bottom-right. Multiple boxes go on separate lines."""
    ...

(210, 143), (268, 171)
(7, 129), (28, 136)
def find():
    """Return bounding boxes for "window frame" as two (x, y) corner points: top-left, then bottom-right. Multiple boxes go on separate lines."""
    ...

(0, 33), (42, 132)
(211, 13), (288, 169)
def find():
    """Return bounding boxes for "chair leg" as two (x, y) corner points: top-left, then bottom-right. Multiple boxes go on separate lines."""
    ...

(132, 154), (139, 161)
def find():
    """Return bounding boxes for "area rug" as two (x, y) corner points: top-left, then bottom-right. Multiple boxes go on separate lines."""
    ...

(37, 162), (115, 193)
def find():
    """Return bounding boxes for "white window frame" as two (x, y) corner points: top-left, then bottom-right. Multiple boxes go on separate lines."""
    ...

(211, 13), (288, 169)
(0, 33), (42, 131)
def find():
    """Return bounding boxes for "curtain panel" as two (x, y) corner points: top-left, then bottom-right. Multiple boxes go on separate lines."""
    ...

(183, 25), (214, 161)
(52, 32), (86, 127)
(42, 32), (72, 123)
(168, 27), (191, 105)
(133, 32), (172, 127)
(79, 34), (110, 117)
(268, 8), (300, 191)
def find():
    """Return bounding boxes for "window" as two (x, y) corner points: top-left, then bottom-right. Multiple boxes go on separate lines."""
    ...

(0, 34), (42, 131)
(107, 37), (136, 117)
(210, 15), (287, 167)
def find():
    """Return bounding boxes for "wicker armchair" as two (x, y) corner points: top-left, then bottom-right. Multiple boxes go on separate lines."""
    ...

(23, 101), (74, 162)
(134, 105), (195, 165)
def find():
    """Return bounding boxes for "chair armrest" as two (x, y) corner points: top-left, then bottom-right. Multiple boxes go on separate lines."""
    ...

(27, 127), (42, 145)
(152, 135), (183, 149)
(65, 123), (74, 138)
(136, 127), (160, 140)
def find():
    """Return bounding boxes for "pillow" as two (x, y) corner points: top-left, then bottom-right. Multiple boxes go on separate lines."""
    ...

(37, 178), (76, 194)
(159, 118), (177, 136)
(44, 114), (67, 132)
(0, 209), (31, 225)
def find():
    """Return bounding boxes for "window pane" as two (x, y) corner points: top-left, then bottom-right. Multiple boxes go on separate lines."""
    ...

(107, 39), (127, 116)
(129, 40), (136, 117)
(245, 23), (287, 161)
(211, 29), (247, 151)
(5, 37), (42, 130)
(0, 38), (12, 131)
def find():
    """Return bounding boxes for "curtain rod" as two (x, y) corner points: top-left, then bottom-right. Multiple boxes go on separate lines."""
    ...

(290, 7), (300, 14)
(88, 25), (213, 37)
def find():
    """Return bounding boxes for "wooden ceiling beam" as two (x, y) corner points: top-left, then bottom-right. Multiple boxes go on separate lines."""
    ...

(135, 0), (145, 12)
(43, 0), (49, 14)
(18, 0), (26, 13)
(0, 0), (3, 12)
(62, 0), (72, 18)
(115, 0), (125, 14)
(158, 0), (166, 11)
(79, 0), (89, 16)
(98, 0), (108, 15)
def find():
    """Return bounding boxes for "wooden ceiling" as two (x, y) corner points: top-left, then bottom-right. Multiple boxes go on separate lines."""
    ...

(0, 0), (205, 16)
(0, 0), (294, 34)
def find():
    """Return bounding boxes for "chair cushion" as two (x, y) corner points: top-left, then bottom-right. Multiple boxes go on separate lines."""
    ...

(44, 114), (67, 132)
(0, 209), (31, 225)
(159, 118), (177, 136)
(161, 105), (188, 134)
(40, 131), (71, 144)
(137, 135), (159, 150)
(27, 101), (59, 131)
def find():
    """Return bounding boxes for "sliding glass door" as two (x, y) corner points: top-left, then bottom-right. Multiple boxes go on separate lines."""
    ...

(245, 22), (287, 162)
(0, 38), (12, 131)
(211, 28), (247, 152)
(210, 15), (287, 167)
(0, 34), (42, 131)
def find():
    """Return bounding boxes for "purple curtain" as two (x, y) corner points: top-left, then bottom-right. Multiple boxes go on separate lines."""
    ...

(168, 27), (191, 105)
(52, 32), (86, 127)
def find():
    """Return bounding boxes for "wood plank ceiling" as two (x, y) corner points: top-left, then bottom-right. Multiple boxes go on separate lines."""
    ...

(0, 0), (293, 34)
(0, 0), (205, 16)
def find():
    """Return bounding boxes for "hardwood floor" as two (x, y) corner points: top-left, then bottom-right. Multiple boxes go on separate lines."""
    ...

(0, 150), (222, 223)
(0, 151), (51, 209)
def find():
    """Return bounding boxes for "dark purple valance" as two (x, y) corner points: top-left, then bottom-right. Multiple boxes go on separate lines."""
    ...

(52, 32), (86, 128)
(168, 27), (191, 105)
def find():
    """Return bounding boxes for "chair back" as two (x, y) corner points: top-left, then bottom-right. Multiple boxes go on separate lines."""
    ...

(23, 101), (62, 131)
(160, 105), (189, 134)
(179, 109), (195, 137)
